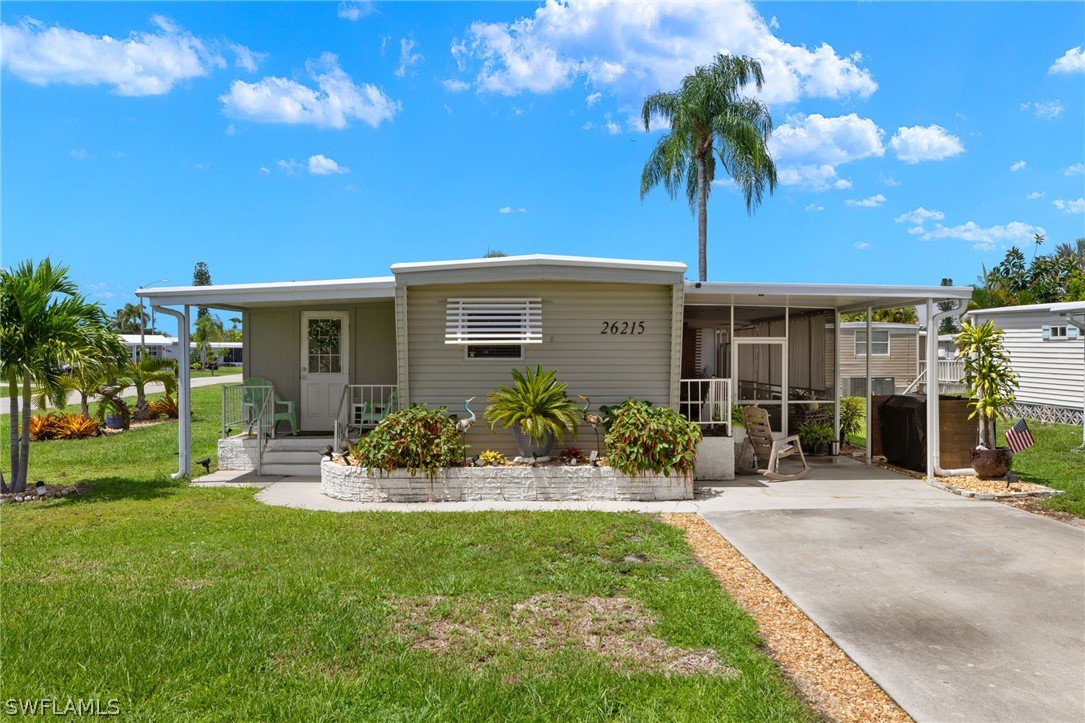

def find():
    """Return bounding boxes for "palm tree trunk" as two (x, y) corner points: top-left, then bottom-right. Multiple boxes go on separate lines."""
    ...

(17, 370), (33, 491)
(80, 392), (90, 419)
(697, 155), (708, 282)
(6, 375), (19, 493)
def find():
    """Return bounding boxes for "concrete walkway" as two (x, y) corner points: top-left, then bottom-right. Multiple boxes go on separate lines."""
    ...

(198, 458), (1085, 721)
(0, 374), (241, 415)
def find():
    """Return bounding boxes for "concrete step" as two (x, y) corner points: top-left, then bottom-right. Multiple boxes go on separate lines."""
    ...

(262, 449), (327, 465)
(265, 436), (334, 451)
(259, 462), (322, 477)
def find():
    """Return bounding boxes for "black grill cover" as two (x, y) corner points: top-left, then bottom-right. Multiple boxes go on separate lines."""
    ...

(878, 395), (927, 472)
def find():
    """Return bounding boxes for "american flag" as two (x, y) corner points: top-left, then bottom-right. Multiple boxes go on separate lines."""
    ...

(1005, 419), (1035, 453)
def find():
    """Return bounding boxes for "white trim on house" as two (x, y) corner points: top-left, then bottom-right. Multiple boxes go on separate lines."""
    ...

(687, 281), (971, 311)
(137, 277), (396, 309)
(854, 328), (891, 357)
(391, 253), (686, 275)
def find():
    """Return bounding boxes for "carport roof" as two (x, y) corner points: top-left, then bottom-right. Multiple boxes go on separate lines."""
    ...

(685, 281), (972, 313)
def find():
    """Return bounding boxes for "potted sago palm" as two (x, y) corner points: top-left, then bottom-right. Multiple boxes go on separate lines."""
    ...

(484, 365), (581, 460)
(956, 320), (1019, 478)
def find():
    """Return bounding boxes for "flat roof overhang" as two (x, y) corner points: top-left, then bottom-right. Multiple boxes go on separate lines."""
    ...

(136, 277), (396, 311)
(684, 281), (973, 313)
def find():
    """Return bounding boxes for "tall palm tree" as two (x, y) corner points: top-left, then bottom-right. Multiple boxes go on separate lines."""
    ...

(1055, 238), (1085, 271)
(111, 303), (147, 334)
(640, 53), (778, 282)
(124, 354), (178, 421)
(35, 326), (129, 418)
(1, 259), (110, 492)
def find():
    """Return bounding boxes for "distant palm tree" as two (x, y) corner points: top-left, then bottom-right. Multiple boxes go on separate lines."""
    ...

(1055, 238), (1085, 270)
(124, 355), (178, 421)
(1, 259), (109, 492)
(111, 303), (147, 334)
(640, 53), (777, 282)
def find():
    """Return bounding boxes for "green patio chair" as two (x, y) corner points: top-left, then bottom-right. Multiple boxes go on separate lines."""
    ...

(243, 376), (297, 437)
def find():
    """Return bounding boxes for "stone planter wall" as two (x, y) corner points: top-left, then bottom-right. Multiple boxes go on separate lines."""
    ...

(694, 436), (735, 481)
(218, 437), (259, 471)
(321, 460), (693, 502)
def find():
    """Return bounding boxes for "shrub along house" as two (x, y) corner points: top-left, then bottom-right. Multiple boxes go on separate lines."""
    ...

(137, 254), (971, 481)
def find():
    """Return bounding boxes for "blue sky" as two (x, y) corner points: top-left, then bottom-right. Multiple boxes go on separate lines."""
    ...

(3, 1), (1083, 314)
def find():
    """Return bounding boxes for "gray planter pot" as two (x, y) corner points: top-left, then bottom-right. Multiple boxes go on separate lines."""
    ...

(511, 428), (554, 458)
(970, 447), (1013, 479)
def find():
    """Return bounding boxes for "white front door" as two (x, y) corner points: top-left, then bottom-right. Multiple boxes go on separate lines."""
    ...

(300, 311), (349, 432)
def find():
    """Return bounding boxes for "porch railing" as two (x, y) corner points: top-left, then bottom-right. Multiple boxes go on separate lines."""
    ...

(679, 378), (732, 435)
(911, 360), (967, 395)
(333, 384), (400, 452)
(221, 383), (275, 474)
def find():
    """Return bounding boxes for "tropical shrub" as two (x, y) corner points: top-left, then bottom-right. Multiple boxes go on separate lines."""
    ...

(30, 413), (98, 440)
(148, 395), (179, 419)
(838, 396), (865, 442)
(956, 320), (1019, 448)
(798, 421), (834, 454)
(30, 413), (60, 441)
(484, 366), (581, 444)
(349, 405), (467, 477)
(604, 399), (702, 478)
(478, 450), (505, 466)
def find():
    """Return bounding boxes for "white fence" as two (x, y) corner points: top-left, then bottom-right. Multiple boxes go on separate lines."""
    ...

(918, 360), (967, 395)
(680, 378), (732, 435)
(334, 384), (400, 450)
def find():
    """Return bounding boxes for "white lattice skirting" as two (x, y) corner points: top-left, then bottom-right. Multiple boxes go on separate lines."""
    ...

(1013, 402), (1083, 426)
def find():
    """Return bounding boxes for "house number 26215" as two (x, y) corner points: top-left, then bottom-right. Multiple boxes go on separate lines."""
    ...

(600, 321), (645, 335)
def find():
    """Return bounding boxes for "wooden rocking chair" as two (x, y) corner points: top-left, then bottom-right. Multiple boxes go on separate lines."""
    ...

(741, 406), (810, 481)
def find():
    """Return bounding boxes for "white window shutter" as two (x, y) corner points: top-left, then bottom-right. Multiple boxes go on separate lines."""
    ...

(1042, 324), (1050, 341)
(1069, 325), (1079, 340)
(445, 298), (542, 344)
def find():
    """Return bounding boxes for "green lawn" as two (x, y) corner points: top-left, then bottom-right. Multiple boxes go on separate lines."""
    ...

(190, 367), (242, 379)
(1, 387), (813, 721)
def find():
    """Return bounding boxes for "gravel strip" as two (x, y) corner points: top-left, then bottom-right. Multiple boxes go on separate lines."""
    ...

(662, 513), (911, 723)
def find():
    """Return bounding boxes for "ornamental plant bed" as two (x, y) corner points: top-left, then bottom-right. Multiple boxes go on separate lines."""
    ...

(930, 475), (1063, 499)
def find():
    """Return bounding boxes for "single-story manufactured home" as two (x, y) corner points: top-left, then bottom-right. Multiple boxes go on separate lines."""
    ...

(137, 254), (972, 480)
(119, 334), (243, 366)
(828, 322), (921, 397)
(967, 302), (1085, 427)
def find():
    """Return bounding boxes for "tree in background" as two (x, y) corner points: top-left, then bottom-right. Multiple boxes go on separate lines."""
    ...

(640, 53), (777, 282)
(841, 307), (919, 324)
(111, 302), (149, 334)
(1, 259), (113, 492)
(192, 261), (212, 320)
(193, 313), (226, 374)
(938, 278), (961, 335)
(484, 248), (507, 258)
(971, 244), (1085, 308)
(225, 316), (243, 343)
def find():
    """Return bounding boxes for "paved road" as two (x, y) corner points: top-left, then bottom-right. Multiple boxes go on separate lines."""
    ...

(701, 496), (1085, 722)
(0, 375), (241, 415)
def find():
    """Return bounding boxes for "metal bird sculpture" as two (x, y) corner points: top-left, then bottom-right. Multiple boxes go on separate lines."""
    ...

(457, 397), (476, 434)
(195, 457), (211, 475)
(578, 395), (604, 457)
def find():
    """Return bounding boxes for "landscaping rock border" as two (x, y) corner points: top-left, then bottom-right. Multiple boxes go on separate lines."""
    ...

(321, 459), (693, 502)
(925, 478), (1065, 501)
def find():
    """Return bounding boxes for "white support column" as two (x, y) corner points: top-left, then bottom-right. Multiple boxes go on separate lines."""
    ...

(154, 304), (192, 480)
(833, 308), (841, 446)
(866, 306), (872, 464)
(925, 299), (937, 480)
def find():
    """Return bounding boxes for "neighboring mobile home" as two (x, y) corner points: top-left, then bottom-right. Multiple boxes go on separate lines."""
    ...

(968, 302), (1085, 426)
(137, 254), (972, 479)
(827, 322), (921, 397)
(119, 334), (243, 366)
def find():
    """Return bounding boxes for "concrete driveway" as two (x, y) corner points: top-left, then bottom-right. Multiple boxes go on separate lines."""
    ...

(701, 479), (1085, 722)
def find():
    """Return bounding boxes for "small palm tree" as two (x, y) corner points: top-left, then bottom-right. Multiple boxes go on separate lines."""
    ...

(641, 53), (777, 282)
(956, 320), (1018, 449)
(124, 355), (179, 421)
(484, 366), (581, 446)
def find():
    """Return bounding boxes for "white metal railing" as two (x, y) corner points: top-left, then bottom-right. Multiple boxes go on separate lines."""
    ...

(334, 384), (399, 451)
(222, 383), (274, 474)
(680, 378), (732, 435)
(915, 360), (967, 395)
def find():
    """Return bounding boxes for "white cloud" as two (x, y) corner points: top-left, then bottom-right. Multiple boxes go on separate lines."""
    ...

(308, 154), (349, 175)
(845, 194), (886, 208)
(768, 15), (780, 30)
(854, 242), (871, 250)
(1064, 163), (1084, 176)
(894, 207), (945, 225)
(517, 207), (526, 213)
(258, 166), (270, 175)
(450, 1), (876, 105)
(1049, 46), (1085, 74)
(225, 123), (238, 136)
(69, 149), (89, 160)
(499, 206), (512, 214)
(585, 92), (602, 106)
(0, 15), (225, 95)
(443, 78), (470, 92)
(395, 37), (423, 77)
(769, 113), (883, 191)
(230, 43), (265, 72)
(278, 158), (303, 175)
(221, 53), (399, 129)
(879, 174), (900, 187)
(804, 203), (824, 212)
(337, 1), (375, 21)
(1020, 100), (1064, 119)
(1026, 191), (1044, 200)
(581, 121), (593, 131)
(604, 121), (621, 135)
(1053, 198), (1085, 214)
(1009, 160), (1026, 172)
(919, 220), (1047, 251)
(889, 125), (964, 164)
(444, 103), (453, 115)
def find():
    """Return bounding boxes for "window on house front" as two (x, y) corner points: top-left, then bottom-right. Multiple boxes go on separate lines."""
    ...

(445, 298), (542, 348)
(1051, 325), (1067, 339)
(855, 330), (890, 356)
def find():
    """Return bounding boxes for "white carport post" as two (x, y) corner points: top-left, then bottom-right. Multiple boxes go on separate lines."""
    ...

(833, 308), (841, 448)
(925, 299), (937, 481)
(154, 304), (191, 480)
(865, 306), (873, 464)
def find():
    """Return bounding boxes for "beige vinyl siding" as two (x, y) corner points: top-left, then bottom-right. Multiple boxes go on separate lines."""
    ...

(833, 327), (919, 394)
(406, 282), (676, 456)
(246, 301), (396, 406)
(978, 310), (1084, 409)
